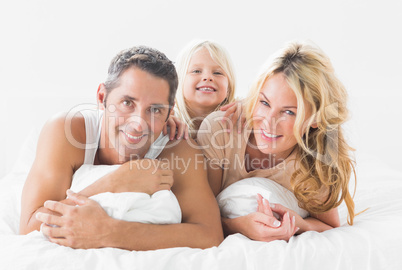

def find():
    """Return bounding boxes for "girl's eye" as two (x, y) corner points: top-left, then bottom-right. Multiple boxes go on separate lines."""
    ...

(191, 69), (201, 74)
(214, 71), (223, 75)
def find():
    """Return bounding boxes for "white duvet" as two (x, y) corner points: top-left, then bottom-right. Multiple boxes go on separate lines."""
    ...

(1, 130), (402, 270)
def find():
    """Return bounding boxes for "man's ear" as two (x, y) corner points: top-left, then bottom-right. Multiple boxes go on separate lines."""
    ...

(169, 102), (175, 116)
(97, 83), (107, 110)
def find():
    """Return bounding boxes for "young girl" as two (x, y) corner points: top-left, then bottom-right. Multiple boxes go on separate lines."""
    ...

(174, 40), (237, 139)
(197, 41), (356, 241)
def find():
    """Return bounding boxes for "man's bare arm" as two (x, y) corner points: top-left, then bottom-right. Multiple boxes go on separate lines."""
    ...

(19, 114), (86, 234)
(38, 139), (224, 250)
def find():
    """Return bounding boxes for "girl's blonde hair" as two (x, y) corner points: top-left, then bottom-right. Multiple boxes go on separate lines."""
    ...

(245, 41), (356, 225)
(175, 40), (236, 135)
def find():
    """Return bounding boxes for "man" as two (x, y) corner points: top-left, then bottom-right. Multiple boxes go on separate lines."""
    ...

(19, 46), (223, 250)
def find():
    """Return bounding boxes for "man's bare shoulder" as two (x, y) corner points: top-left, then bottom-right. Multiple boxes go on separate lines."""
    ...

(35, 111), (88, 171)
(159, 138), (202, 159)
(42, 111), (87, 147)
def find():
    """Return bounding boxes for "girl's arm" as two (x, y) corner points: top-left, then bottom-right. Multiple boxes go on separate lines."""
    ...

(220, 100), (246, 134)
(163, 114), (189, 140)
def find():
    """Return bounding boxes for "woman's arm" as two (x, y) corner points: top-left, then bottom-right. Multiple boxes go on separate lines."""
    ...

(270, 203), (340, 233)
(221, 195), (298, 241)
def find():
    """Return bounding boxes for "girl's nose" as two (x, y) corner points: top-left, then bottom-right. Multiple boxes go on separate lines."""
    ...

(202, 72), (213, 81)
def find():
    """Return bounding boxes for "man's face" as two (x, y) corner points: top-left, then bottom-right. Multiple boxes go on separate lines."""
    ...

(99, 67), (171, 162)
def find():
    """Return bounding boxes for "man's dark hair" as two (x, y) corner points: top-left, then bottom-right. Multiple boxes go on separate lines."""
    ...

(104, 46), (178, 108)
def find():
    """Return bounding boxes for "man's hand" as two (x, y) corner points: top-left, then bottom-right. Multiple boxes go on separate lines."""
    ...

(37, 190), (113, 249)
(114, 159), (174, 194)
(80, 159), (174, 197)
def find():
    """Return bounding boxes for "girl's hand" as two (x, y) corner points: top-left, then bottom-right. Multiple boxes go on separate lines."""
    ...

(220, 101), (246, 134)
(163, 115), (189, 140)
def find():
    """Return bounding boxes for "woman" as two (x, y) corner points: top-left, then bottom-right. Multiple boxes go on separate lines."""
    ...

(197, 41), (355, 241)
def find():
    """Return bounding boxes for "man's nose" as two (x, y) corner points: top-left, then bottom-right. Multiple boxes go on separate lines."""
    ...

(127, 110), (148, 132)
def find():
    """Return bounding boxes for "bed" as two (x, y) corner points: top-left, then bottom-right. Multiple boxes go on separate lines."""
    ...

(1, 128), (402, 270)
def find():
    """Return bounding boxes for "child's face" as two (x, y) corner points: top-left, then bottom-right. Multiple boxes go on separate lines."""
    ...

(183, 48), (229, 114)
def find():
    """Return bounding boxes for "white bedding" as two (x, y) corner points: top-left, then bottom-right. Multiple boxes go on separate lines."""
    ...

(71, 164), (182, 224)
(217, 177), (309, 219)
(1, 131), (402, 269)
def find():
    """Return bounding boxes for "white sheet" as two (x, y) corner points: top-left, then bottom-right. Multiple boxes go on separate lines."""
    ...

(1, 131), (402, 269)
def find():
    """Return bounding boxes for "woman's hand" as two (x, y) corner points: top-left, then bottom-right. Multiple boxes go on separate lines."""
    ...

(269, 201), (308, 234)
(220, 101), (246, 134)
(163, 115), (189, 140)
(222, 194), (299, 242)
(270, 202), (339, 233)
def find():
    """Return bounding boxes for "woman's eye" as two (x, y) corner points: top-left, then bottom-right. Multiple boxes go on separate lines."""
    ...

(284, 110), (295, 116)
(260, 100), (270, 107)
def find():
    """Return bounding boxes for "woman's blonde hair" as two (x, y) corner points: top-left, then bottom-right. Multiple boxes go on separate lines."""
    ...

(175, 40), (236, 136)
(245, 41), (356, 225)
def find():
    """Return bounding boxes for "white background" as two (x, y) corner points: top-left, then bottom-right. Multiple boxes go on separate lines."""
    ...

(1, 0), (401, 178)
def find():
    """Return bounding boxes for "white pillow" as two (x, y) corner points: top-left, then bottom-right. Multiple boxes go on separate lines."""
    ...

(217, 177), (309, 219)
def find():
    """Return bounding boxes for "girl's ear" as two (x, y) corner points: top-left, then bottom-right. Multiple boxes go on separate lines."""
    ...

(97, 83), (107, 110)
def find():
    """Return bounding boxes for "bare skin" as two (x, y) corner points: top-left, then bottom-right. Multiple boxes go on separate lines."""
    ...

(204, 73), (341, 241)
(20, 67), (223, 250)
(37, 139), (223, 250)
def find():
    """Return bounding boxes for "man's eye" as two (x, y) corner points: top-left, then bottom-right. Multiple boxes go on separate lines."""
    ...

(150, 107), (161, 114)
(123, 100), (132, 106)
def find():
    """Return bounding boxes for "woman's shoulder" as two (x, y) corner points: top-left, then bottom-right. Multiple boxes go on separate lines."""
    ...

(198, 111), (226, 136)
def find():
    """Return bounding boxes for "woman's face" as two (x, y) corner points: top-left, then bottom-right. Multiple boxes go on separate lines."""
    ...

(251, 73), (306, 158)
(183, 48), (229, 114)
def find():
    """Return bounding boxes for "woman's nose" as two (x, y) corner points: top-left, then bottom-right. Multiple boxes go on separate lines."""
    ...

(264, 111), (281, 130)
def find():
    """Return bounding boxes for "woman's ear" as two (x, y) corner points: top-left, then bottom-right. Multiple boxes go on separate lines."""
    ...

(97, 83), (107, 110)
(311, 122), (318, 129)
